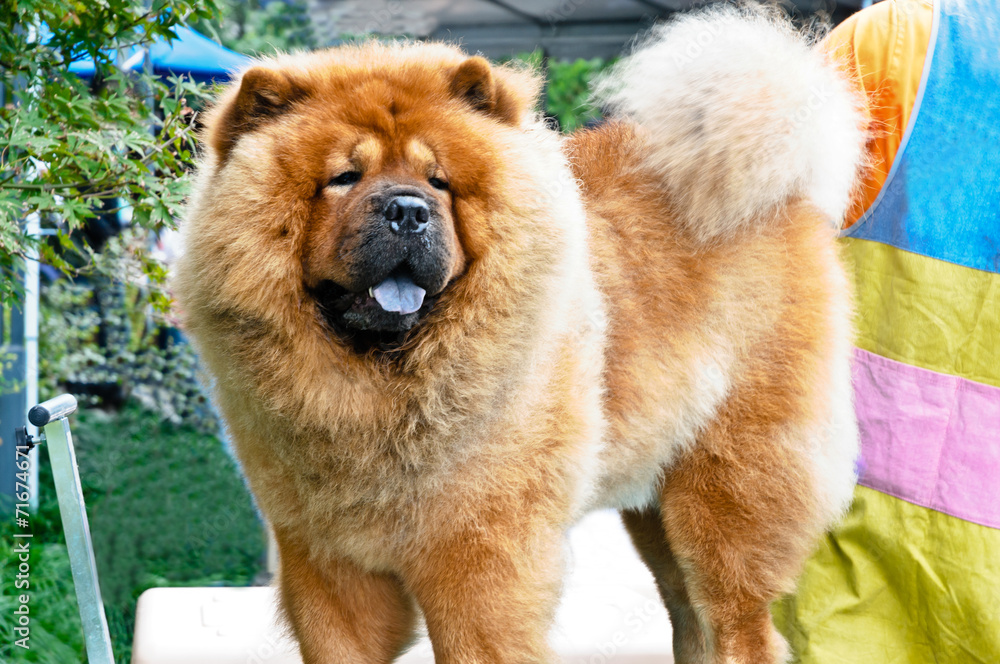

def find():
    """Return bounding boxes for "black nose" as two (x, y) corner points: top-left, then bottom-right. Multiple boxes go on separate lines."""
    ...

(384, 196), (429, 234)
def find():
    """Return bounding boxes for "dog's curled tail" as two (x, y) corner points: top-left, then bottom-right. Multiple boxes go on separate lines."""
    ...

(594, 4), (867, 244)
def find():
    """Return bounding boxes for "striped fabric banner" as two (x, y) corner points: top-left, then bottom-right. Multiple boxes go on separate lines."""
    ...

(852, 348), (1000, 529)
(780, 1), (1000, 659)
(845, 237), (1000, 530)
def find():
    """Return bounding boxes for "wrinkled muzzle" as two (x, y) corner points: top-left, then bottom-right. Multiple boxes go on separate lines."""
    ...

(309, 184), (459, 345)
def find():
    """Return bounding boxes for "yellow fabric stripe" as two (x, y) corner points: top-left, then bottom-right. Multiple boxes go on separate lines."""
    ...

(842, 237), (1000, 388)
(775, 486), (1000, 663)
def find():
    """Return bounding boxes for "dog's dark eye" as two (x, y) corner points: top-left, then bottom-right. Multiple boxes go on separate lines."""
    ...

(428, 177), (449, 191)
(329, 171), (362, 186)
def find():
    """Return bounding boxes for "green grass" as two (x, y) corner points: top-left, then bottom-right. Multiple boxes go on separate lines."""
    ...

(0, 538), (85, 664)
(1, 402), (265, 663)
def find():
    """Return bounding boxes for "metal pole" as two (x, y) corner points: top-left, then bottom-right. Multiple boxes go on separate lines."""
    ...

(0, 23), (34, 513)
(0, 299), (27, 514)
(24, 213), (40, 511)
(30, 395), (115, 664)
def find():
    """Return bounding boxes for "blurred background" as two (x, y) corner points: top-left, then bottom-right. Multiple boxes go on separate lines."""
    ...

(0, 1), (866, 662)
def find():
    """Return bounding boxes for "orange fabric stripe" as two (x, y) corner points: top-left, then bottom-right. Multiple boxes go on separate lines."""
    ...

(823, 0), (933, 228)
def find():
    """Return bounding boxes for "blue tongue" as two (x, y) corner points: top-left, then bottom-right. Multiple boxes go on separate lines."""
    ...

(371, 273), (426, 315)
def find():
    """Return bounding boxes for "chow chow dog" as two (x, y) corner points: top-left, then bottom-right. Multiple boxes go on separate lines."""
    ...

(176, 5), (865, 663)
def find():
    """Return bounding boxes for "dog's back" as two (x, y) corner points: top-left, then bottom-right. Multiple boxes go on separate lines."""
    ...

(566, 6), (864, 661)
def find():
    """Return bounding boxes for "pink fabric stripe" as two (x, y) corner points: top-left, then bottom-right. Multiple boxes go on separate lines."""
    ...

(852, 348), (1000, 529)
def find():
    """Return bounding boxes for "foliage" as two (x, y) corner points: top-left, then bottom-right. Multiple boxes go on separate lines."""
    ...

(509, 50), (613, 132)
(78, 403), (265, 662)
(196, 0), (316, 56)
(0, 0), (221, 302)
(0, 342), (19, 395)
(546, 57), (613, 132)
(0, 403), (265, 664)
(0, 537), (84, 664)
(38, 249), (218, 433)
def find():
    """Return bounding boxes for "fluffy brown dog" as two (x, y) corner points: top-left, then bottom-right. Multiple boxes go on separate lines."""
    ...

(176, 5), (865, 663)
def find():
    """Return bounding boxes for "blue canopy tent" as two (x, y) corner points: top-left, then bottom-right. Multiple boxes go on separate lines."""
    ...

(66, 25), (249, 82)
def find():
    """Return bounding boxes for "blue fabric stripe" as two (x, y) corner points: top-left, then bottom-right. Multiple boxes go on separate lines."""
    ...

(842, 0), (1000, 274)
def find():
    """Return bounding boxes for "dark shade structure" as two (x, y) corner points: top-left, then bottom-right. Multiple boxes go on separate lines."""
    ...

(308, 0), (864, 60)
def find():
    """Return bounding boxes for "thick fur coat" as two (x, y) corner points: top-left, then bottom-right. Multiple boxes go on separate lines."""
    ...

(175, 5), (865, 663)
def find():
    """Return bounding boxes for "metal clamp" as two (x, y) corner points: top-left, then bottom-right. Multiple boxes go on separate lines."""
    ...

(28, 393), (78, 427)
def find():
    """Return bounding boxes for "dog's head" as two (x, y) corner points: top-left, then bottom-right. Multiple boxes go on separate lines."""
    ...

(189, 43), (544, 353)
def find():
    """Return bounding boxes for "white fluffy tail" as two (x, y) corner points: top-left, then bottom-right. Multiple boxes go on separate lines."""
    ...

(595, 4), (866, 244)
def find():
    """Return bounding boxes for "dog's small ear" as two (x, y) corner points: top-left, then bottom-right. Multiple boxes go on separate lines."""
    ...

(450, 57), (537, 125)
(451, 57), (497, 113)
(207, 67), (306, 161)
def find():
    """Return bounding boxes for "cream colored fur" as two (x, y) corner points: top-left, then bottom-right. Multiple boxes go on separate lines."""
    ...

(595, 4), (866, 244)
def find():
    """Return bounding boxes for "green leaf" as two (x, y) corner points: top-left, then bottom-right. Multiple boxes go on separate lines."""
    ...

(0, 0), (219, 298)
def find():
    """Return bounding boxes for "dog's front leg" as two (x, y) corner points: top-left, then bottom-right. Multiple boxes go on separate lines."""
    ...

(404, 504), (566, 664)
(274, 527), (418, 664)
